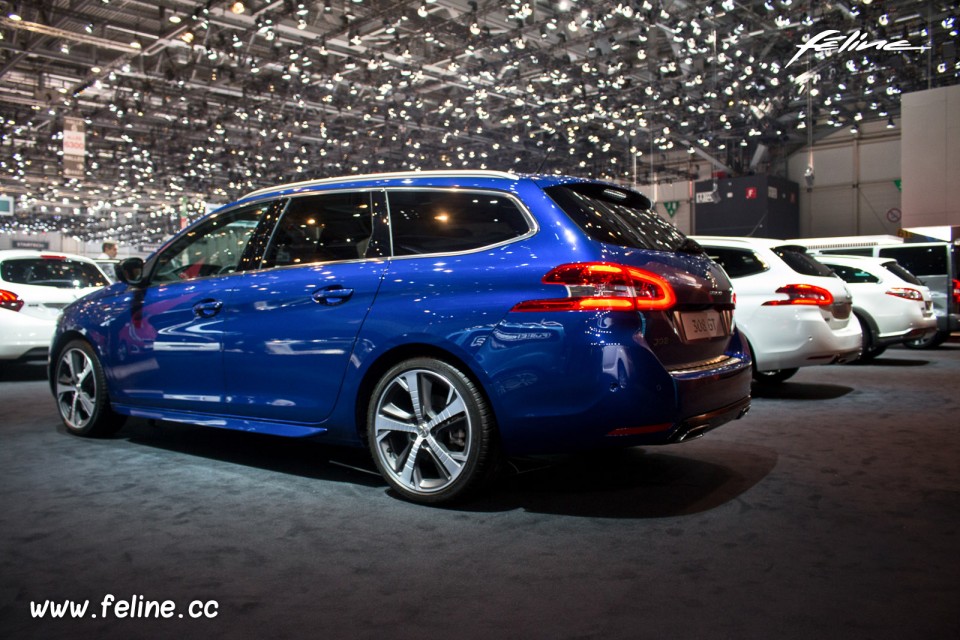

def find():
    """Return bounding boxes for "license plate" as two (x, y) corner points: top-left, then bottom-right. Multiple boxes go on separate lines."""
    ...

(677, 309), (726, 341)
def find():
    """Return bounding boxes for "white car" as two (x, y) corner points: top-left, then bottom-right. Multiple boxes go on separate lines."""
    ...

(692, 236), (862, 384)
(0, 250), (110, 367)
(813, 254), (938, 360)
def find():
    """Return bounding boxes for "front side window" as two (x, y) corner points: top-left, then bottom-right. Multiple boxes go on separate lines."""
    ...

(386, 190), (530, 256)
(828, 264), (880, 284)
(0, 257), (108, 288)
(152, 203), (268, 283)
(773, 246), (835, 278)
(261, 192), (374, 268)
(703, 247), (768, 279)
(545, 183), (687, 252)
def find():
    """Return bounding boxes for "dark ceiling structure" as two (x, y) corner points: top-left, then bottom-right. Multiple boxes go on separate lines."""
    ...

(0, 0), (958, 244)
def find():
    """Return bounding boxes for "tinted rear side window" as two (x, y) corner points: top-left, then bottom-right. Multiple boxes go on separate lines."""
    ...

(263, 192), (374, 268)
(827, 264), (879, 284)
(545, 183), (686, 252)
(387, 190), (530, 256)
(773, 246), (835, 277)
(878, 245), (947, 276)
(703, 247), (768, 278)
(882, 261), (923, 285)
(1, 258), (107, 288)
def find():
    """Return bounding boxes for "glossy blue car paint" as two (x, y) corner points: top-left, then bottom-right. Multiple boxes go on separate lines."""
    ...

(52, 171), (752, 464)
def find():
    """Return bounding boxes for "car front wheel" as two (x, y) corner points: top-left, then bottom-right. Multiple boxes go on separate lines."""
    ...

(367, 358), (500, 504)
(54, 340), (126, 437)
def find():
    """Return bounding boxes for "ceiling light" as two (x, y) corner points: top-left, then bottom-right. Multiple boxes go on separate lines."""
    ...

(169, 14), (181, 24)
(230, 1), (245, 14)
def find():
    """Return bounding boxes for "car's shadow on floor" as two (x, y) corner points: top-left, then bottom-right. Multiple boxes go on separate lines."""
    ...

(465, 443), (778, 518)
(107, 418), (776, 519)
(751, 382), (854, 400)
(850, 357), (930, 367)
(0, 361), (48, 382)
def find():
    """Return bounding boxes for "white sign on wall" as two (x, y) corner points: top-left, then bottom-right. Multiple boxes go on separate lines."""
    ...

(63, 116), (85, 179)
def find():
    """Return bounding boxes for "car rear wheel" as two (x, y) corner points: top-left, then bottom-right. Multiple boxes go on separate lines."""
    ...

(54, 340), (125, 437)
(903, 330), (949, 349)
(752, 367), (799, 385)
(367, 358), (501, 504)
(853, 314), (885, 362)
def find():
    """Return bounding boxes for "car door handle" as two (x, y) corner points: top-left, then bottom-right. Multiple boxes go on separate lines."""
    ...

(313, 285), (354, 306)
(193, 299), (224, 318)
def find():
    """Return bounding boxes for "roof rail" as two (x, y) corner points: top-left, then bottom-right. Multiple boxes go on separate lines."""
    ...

(241, 169), (521, 200)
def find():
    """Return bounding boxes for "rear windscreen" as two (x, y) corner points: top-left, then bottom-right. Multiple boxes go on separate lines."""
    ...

(883, 261), (923, 285)
(773, 246), (835, 278)
(545, 183), (687, 252)
(0, 258), (108, 288)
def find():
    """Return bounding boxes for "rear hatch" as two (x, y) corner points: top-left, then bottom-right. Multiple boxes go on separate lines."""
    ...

(543, 182), (737, 369)
(773, 245), (853, 328)
(0, 255), (109, 320)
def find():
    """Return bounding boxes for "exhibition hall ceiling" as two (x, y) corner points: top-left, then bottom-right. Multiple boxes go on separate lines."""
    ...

(0, 0), (957, 243)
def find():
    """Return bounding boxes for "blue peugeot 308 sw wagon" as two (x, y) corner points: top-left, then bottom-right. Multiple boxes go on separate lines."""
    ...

(50, 170), (751, 504)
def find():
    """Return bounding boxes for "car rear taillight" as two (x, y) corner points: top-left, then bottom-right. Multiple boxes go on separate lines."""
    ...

(953, 279), (960, 305)
(886, 287), (923, 301)
(512, 262), (677, 312)
(40, 253), (67, 261)
(0, 289), (24, 312)
(762, 284), (834, 307)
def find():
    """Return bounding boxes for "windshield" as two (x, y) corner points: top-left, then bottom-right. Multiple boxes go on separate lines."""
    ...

(0, 257), (108, 288)
(545, 183), (688, 252)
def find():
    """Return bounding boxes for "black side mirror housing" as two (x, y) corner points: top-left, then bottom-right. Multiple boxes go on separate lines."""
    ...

(116, 257), (145, 286)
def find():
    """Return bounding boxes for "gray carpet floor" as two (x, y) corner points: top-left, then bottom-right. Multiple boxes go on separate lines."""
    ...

(1, 344), (958, 639)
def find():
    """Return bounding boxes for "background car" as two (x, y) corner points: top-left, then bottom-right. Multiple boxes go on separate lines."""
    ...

(49, 170), (752, 505)
(0, 250), (110, 371)
(692, 236), (861, 385)
(802, 239), (959, 348)
(814, 255), (937, 361)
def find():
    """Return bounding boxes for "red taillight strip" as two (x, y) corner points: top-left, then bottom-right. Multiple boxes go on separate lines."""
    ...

(762, 284), (834, 307)
(512, 262), (677, 312)
(953, 279), (960, 305)
(607, 423), (673, 436)
(885, 287), (923, 301)
(0, 289), (24, 312)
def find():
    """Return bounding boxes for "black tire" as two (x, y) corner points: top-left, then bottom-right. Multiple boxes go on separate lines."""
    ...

(367, 357), (501, 504)
(853, 314), (884, 362)
(903, 330), (949, 350)
(752, 367), (799, 385)
(54, 340), (126, 437)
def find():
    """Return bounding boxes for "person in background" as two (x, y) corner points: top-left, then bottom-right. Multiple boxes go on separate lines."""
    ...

(97, 241), (118, 260)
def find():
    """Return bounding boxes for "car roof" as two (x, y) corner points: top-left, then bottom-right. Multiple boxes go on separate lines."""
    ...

(0, 249), (98, 263)
(233, 170), (612, 207)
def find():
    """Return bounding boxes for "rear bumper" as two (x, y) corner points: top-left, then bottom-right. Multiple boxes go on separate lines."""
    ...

(492, 335), (754, 456)
(0, 312), (55, 361)
(749, 308), (862, 371)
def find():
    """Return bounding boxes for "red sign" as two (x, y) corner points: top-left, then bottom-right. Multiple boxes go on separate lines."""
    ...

(745, 187), (758, 200)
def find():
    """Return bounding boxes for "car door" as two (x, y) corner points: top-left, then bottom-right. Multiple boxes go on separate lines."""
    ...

(222, 190), (388, 423)
(105, 202), (270, 413)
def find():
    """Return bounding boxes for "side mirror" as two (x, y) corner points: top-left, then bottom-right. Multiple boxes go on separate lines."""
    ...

(116, 257), (145, 286)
